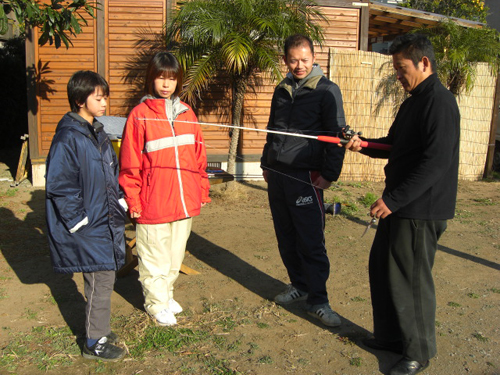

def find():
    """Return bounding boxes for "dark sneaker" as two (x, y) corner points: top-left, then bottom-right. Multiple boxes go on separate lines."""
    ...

(106, 331), (120, 344)
(82, 336), (126, 361)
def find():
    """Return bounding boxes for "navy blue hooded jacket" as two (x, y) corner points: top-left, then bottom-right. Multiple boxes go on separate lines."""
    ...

(45, 112), (126, 274)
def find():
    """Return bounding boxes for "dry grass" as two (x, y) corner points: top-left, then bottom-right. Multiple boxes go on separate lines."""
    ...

(209, 181), (249, 202)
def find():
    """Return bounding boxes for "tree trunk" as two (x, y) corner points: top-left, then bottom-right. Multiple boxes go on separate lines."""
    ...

(227, 76), (248, 177)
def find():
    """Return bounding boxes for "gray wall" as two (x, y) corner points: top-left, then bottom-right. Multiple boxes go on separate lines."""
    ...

(485, 0), (500, 31)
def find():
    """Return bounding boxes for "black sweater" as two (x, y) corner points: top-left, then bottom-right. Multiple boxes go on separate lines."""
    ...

(261, 65), (346, 182)
(362, 74), (460, 220)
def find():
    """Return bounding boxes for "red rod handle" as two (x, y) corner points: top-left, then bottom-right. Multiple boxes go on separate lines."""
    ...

(360, 141), (392, 151)
(317, 136), (392, 151)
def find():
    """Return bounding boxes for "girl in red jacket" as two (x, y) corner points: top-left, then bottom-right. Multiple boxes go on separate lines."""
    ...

(119, 52), (210, 326)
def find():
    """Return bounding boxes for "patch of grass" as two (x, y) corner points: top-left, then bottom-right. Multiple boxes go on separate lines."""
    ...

(350, 296), (366, 302)
(226, 340), (241, 352)
(257, 355), (273, 364)
(435, 321), (441, 327)
(349, 356), (362, 367)
(455, 209), (474, 221)
(340, 201), (359, 216)
(0, 326), (78, 372)
(467, 292), (480, 299)
(256, 322), (269, 329)
(217, 316), (237, 332)
(202, 300), (224, 313)
(298, 358), (310, 365)
(91, 361), (108, 373)
(43, 293), (57, 305)
(358, 192), (378, 207)
(0, 288), (7, 300)
(202, 355), (240, 374)
(329, 182), (347, 192)
(247, 342), (259, 355)
(447, 301), (461, 307)
(24, 307), (39, 320)
(3, 188), (18, 197)
(472, 332), (489, 342)
(129, 326), (209, 358)
(213, 335), (227, 350)
(489, 288), (500, 294)
(472, 198), (496, 206)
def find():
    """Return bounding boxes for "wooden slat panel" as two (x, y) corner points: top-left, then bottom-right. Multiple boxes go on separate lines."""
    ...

(106, 0), (167, 117)
(35, 10), (97, 156)
(34, 2), (359, 160)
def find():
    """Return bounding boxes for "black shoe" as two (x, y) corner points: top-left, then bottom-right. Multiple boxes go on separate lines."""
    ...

(388, 358), (429, 375)
(362, 337), (403, 354)
(82, 336), (126, 362)
(106, 331), (120, 344)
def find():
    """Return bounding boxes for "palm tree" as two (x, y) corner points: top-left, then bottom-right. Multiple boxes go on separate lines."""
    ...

(417, 20), (500, 96)
(165, 0), (325, 175)
(375, 21), (500, 114)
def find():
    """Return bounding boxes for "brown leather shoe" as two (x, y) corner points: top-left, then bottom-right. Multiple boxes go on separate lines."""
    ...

(362, 337), (403, 354)
(388, 358), (429, 375)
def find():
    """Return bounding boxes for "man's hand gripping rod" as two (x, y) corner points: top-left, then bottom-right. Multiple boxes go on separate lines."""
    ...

(320, 125), (392, 151)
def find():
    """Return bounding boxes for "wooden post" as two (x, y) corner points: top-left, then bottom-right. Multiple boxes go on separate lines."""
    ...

(11, 134), (29, 187)
(358, 0), (370, 51)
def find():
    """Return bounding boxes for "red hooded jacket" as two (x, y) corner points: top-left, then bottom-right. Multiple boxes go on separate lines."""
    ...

(119, 97), (210, 224)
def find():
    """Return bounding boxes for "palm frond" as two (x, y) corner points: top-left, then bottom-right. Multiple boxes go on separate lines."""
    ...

(415, 20), (500, 95)
(182, 52), (219, 105)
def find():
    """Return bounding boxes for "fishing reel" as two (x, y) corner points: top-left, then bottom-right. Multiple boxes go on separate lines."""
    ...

(341, 125), (362, 140)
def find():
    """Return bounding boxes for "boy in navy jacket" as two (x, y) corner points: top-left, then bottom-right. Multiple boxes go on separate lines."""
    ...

(45, 71), (126, 361)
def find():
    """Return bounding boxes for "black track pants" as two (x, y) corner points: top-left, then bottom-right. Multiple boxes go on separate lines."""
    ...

(267, 169), (330, 306)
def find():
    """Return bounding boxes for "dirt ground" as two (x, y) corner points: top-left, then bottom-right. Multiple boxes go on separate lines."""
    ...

(0, 147), (499, 375)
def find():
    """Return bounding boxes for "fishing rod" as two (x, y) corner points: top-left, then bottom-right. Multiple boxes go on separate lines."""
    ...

(169, 119), (392, 151)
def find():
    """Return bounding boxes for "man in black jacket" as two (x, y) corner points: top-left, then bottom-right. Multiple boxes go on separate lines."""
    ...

(261, 34), (346, 327)
(343, 34), (460, 375)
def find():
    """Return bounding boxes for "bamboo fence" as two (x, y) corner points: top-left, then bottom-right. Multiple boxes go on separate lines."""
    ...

(330, 49), (497, 181)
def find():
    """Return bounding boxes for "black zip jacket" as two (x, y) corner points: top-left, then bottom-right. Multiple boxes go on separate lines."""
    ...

(361, 73), (460, 220)
(261, 65), (346, 182)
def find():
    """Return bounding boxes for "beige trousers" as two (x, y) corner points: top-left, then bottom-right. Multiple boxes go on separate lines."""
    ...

(136, 218), (192, 315)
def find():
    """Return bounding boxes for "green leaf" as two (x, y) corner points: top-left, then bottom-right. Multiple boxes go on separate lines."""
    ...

(0, 6), (9, 35)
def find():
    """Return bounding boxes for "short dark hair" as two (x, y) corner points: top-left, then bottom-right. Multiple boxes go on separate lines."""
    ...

(144, 51), (183, 97)
(389, 33), (437, 72)
(284, 34), (314, 57)
(67, 71), (109, 112)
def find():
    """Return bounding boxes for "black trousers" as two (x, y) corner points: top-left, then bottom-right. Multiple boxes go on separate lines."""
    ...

(369, 216), (447, 363)
(267, 169), (330, 306)
(83, 270), (116, 340)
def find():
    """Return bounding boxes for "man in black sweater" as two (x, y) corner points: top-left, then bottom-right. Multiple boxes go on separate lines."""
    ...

(343, 34), (460, 375)
(261, 34), (346, 327)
